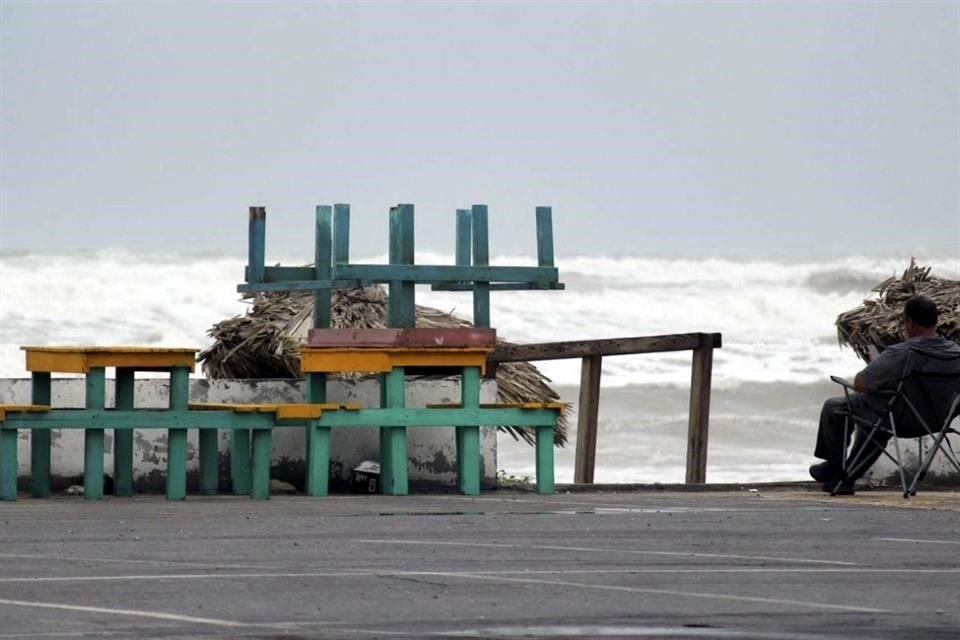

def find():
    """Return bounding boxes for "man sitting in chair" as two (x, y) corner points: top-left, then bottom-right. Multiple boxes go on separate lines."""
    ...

(810, 295), (960, 494)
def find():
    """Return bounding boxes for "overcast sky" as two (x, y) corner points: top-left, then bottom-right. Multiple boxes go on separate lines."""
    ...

(1, 1), (957, 260)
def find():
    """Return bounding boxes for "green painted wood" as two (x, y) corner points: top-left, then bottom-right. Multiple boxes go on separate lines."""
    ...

(248, 206), (266, 283)
(380, 367), (408, 495)
(250, 429), (272, 500)
(314, 205), (333, 330)
(29, 371), (51, 498)
(1, 410), (277, 430)
(84, 367), (106, 500)
(471, 205), (491, 328)
(113, 368), (135, 497)
(336, 264), (558, 284)
(198, 429), (218, 495)
(0, 427), (16, 500)
(166, 428), (187, 501)
(536, 206), (554, 267)
(457, 366), (481, 495)
(432, 282), (565, 292)
(305, 372), (327, 496)
(306, 423), (330, 496)
(2, 406), (555, 429)
(387, 204), (416, 329)
(334, 204), (351, 264)
(535, 424), (555, 494)
(231, 429), (251, 496)
(455, 209), (471, 266)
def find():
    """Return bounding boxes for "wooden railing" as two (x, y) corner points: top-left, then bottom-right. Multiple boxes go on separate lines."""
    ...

(489, 332), (722, 484)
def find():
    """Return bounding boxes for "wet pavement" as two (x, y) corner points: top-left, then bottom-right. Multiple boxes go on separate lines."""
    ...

(0, 488), (958, 639)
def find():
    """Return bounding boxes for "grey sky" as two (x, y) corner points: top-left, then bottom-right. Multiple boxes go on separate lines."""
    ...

(1, 1), (957, 260)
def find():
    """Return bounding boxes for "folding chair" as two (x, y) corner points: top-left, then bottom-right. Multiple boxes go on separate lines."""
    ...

(829, 352), (960, 498)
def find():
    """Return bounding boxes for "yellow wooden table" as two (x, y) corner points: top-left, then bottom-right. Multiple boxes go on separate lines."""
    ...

(20, 346), (198, 500)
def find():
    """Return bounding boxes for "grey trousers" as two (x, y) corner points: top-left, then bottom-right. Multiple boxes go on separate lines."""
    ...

(815, 396), (890, 478)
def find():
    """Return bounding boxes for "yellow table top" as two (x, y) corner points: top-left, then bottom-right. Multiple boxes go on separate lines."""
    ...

(21, 346), (198, 374)
(298, 346), (490, 375)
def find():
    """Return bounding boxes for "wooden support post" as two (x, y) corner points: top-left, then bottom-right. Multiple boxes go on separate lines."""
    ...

(306, 423), (330, 496)
(686, 334), (715, 484)
(29, 371), (51, 498)
(574, 355), (602, 484)
(471, 204), (490, 328)
(198, 429), (218, 496)
(380, 367), (408, 496)
(231, 429), (251, 496)
(535, 424), (555, 494)
(388, 204), (416, 328)
(455, 208), (471, 267)
(333, 204), (351, 265)
(84, 367), (106, 500)
(248, 206), (266, 283)
(250, 429), (272, 500)
(113, 368), (135, 497)
(0, 426), (16, 500)
(535, 206), (554, 268)
(457, 366), (481, 495)
(166, 366), (189, 500)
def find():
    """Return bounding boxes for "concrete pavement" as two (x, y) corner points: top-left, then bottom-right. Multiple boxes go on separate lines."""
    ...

(0, 488), (957, 639)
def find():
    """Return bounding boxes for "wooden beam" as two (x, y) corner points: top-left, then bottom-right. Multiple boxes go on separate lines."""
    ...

(685, 338), (715, 484)
(490, 333), (722, 363)
(573, 355), (602, 484)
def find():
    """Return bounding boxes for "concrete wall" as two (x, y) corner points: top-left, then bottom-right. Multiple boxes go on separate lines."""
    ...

(1, 377), (499, 492)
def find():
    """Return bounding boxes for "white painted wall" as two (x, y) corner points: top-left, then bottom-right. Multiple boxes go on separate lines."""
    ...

(0, 377), (499, 491)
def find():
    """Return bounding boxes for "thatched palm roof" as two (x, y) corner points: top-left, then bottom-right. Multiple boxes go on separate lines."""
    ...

(199, 286), (567, 446)
(836, 260), (960, 362)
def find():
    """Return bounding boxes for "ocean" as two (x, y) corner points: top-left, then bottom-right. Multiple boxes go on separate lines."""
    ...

(1, 251), (957, 484)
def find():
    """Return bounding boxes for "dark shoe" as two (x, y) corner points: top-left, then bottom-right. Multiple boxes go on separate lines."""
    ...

(822, 479), (855, 495)
(809, 462), (840, 483)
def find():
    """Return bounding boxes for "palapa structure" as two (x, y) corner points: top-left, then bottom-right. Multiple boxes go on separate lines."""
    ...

(836, 260), (960, 362)
(199, 286), (568, 446)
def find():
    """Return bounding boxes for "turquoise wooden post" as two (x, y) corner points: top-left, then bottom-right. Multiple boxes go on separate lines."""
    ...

(198, 428), (218, 495)
(380, 367), (408, 495)
(113, 368), (135, 497)
(535, 206), (554, 268)
(457, 366), (481, 495)
(29, 371), (51, 498)
(248, 206), (266, 283)
(455, 209), (471, 267)
(306, 205), (334, 496)
(535, 424), (555, 494)
(166, 366), (189, 501)
(0, 424), (16, 500)
(250, 429), (272, 500)
(380, 204), (414, 495)
(231, 429), (251, 495)
(471, 205), (490, 328)
(84, 367), (106, 500)
(333, 204), (351, 265)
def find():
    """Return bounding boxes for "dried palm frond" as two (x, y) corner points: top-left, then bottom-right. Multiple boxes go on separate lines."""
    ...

(836, 259), (960, 362)
(199, 286), (567, 446)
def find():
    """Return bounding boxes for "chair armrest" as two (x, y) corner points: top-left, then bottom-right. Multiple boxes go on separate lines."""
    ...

(830, 375), (856, 390)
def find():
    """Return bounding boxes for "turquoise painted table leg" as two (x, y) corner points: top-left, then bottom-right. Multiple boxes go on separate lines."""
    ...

(84, 367), (106, 500)
(113, 368), (135, 497)
(231, 429), (251, 495)
(250, 429), (272, 500)
(0, 427), (17, 501)
(306, 423), (330, 496)
(306, 372), (327, 496)
(457, 366), (481, 495)
(380, 368), (408, 496)
(166, 367), (189, 501)
(198, 429), (219, 495)
(535, 424), (555, 495)
(29, 372), (51, 498)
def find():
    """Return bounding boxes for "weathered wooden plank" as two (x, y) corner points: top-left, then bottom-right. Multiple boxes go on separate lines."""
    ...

(380, 368), (408, 495)
(455, 208), (471, 267)
(472, 204), (491, 328)
(29, 372), (51, 498)
(84, 367), (105, 500)
(536, 206), (554, 267)
(314, 205), (333, 330)
(490, 333), (722, 362)
(299, 348), (490, 375)
(306, 328), (497, 349)
(686, 345), (715, 484)
(0, 427), (16, 500)
(535, 424), (555, 494)
(573, 355), (602, 484)
(248, 206), (266, 283)
(457, 366), (481, 496)
(432, 282), (565, 292)
(388, 204), (416, 329)
(1, 410), (278, 430)
(334, 264), (560, 284)
(113, 368), (135, 497)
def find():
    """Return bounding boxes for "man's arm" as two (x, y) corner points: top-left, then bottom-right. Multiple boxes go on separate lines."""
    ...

(853, 372), (866, 393)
